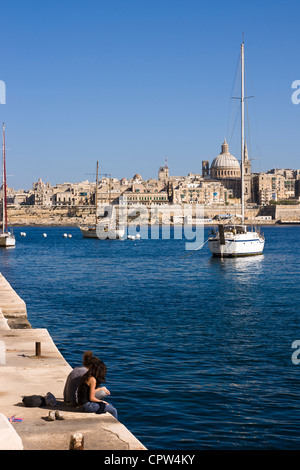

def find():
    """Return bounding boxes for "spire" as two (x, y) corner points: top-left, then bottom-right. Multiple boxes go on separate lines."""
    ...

(221, 138), (229, 154)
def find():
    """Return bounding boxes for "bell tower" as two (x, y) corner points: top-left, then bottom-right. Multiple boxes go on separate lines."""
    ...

(244, 141), (252, 202)
(202, 160), (210, 178)
(158, 158), (169, 181)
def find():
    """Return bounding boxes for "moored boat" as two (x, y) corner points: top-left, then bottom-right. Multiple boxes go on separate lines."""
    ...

(0, 123), (15, 248)
(79, 161), (125, 240)
(209, 41), (265, 258)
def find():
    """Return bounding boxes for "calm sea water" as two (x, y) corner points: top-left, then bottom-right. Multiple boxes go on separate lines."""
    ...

(0, 225), (300, 449)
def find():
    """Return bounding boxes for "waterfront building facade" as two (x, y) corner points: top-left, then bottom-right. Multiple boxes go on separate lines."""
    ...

(4, 141), (300, 211)
(252, 169), (298, 205)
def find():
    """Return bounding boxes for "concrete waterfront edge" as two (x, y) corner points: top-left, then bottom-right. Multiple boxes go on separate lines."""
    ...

(0, 413), (23, 450)
(0, 272), (147, 450)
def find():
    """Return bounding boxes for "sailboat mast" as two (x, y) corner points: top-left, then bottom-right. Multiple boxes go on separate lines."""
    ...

(109, 176), (111, 203)
(2, 124), (4, 233)
(2, 123), (7, 233)
(241, 41), (245, 223)
(95, 161), (98, 224)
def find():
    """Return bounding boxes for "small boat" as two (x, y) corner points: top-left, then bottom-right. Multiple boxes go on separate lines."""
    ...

(80, 204), (125, 240)
(79, 161), (125, 240)
(209, 41), (265, 258)
(81, 225), (125, 240)
(0, 123), (15, 248)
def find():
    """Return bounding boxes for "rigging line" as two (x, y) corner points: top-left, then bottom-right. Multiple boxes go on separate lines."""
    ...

(178, 237), (210, 259)
(244, 53), (261, 172)
(244, 66), (253, 159)
(226, 52), (241, 140)
(252, 96), (262, 173)
(245, 99), (251, 154)
(229, 104), (240, 147)
(244, 57), (257, 167)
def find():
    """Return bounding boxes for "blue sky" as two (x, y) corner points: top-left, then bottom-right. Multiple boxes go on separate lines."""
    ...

(0, 0), (299, 189)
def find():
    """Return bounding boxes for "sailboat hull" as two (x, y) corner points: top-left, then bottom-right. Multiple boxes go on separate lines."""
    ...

(80, 226), (125, 240)
(0, 233), (16, 247)
(80, 227), (98, 238)
(209, 241), (264, 257)
(208, 226), (264, 257)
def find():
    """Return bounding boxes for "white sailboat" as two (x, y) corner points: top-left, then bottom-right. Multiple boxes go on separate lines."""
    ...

(80, 161), (125, 240)
(209, 42), (265, 257)
(0, 123), (15, 247)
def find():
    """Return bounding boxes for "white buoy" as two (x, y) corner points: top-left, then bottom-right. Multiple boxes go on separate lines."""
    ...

(136, 234), (141, 239)
(63, 233), (68, 238)
(43, 233), (47, 238)
(20, 232), (26, 237)
(68, 234), (72, 238)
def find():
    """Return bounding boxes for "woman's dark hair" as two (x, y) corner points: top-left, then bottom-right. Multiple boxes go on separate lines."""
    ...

(82, 350), (93, 367)
(81, 357), (107, 387)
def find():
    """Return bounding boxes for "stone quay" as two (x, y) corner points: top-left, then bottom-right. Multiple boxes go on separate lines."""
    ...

(0, 273), (146, 451)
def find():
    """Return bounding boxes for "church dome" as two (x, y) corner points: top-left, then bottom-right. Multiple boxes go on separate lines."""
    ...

(133, 173), (142, 181)
(211, 139), (240, 178)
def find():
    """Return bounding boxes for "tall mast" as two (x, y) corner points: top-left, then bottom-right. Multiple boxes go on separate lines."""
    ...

(2, 123), (7, 233)
(109, 175), (111, 204)
(241, 41), (245, 223)
(95, 161), (98, 224)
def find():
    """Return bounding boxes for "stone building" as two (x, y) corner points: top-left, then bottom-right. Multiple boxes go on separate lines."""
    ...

(295, 179), (300, 200)
(13, 190), (29, 205)
(168, 139), (242, 206)
(123, 173), (168, 205)
(158, 160), (169, 182)
(7, 148), (299, 209)
(172, 177), (233, 205)
(95, 172), (169, 206)
(97, 177), (126, 205)
(252, 169), (297, 205)
(52, 180), (95, 206)
(27, 178), (53, 205)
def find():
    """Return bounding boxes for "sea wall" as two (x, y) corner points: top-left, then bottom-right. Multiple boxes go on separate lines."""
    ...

(7, 204), (266, 226)
(273, 205), (300, 221)
(7, 203), (300, 226)
(0, 273), (146, 450)
(7, 205), (96, 226)
(0, 275), (31, 329)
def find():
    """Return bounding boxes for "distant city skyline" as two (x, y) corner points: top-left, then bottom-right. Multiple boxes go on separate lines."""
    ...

(0, 0), (300, 190)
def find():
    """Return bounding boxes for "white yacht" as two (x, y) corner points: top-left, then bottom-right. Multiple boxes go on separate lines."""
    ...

(209, 42), (265, 258)
(0, 123), (15, 248)
(209, 224), (264, 257)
